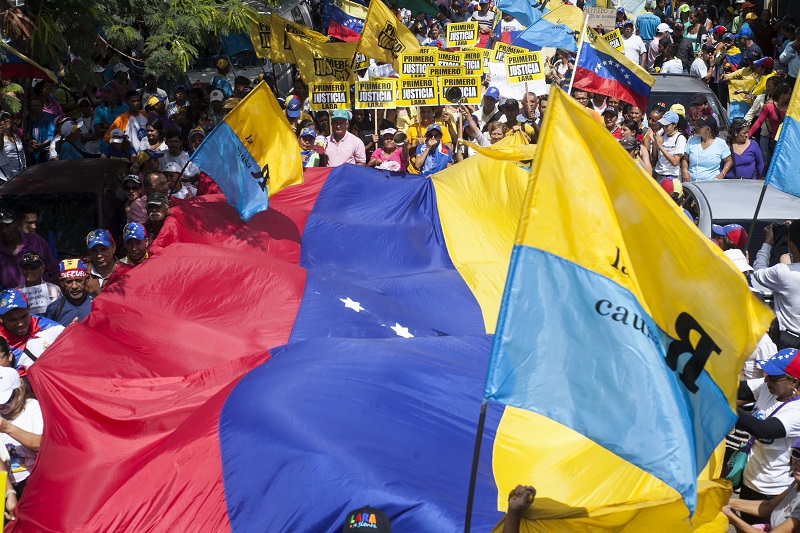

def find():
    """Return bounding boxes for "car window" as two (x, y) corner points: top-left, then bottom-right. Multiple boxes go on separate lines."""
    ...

(0, 193), (97, 259)
(291, 6), (305, 25)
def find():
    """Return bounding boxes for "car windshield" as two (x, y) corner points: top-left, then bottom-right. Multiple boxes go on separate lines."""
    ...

(0, 193), (97, 259)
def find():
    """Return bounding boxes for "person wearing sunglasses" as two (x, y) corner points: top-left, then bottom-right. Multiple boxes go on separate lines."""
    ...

(734, 348), (800, 525)
(724, 439), (800, 532)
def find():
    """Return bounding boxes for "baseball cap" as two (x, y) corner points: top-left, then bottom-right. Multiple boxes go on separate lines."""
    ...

(723, 32), (734, 41)
(484, 86), (500, 101)
(617, 6), (625, 13)
(147, 95), (165, 108)
(0, 367), (20, 404)
(753, 56), (775, 69)
(300, 127), (317, 138)
(59, 258), (88, 279)
(478, 0), (489, 4)
(679, 4), (690, 13)
(223, 97), (240, 110)
(659, 178), (683, 197)
(188, 127), (206, 139)
(113, 63), (129, 73)
(342, 506), (391, 533)
(426, 123), (442, 134)
(0, 288), (27, 316)
(602, 107), (618, 116)
(658, 111), (680, 125)
(174, 84), (187, 93)
(657, 23), (672, 33)
(124, 174), (142, 186)
(59, 120), (78, 137)
(673, 21), (685, 30)
(619, 137), (638, 151)
(123, 222), (147, 242)
(724, 248), (753, 273)
(713, 25), (727, 35)
(210, 89), (224, 102)
(216, 58), (229, 70)
(712, 223), (747, 249)
(331, 109), (351, 121)
(380, 128), (397, 137)
(694, 116), (718, 131)
(758, 349), (800, 379)
(163, 162), (182, 173)
(286, 96), (302, 118)
(500, 98), (519, 109)
(745, 12), (758, 20)
(737, 26), (754, 38)
(701, 43), (716, 53)
(146, 192), (169, 207)
(0, 210), (15, 224)
(741, 1), (755, 8)
(671, 103), (687, 116)
(623, 19), (634, 26)
(87, 229), (114, 249)
(109, 128), (125, 144)
(19, 252), (43, 267)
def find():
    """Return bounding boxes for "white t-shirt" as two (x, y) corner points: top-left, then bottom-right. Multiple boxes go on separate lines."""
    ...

(622, 34), (646, 65)
(690, 57), (709, 79)
(654, 131), (686, 177)
(500, 18), (523, 32)
(160, 150), (189, 171)
(744, 381), (800, 495)
(1, 399), (43, 484)
(661, 58), (685, 74)
(771, 481), (800, 528)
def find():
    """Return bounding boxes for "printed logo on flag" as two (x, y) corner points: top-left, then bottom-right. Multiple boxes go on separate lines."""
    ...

(355, 80), (397, 110)
(505, 52), (545, 83)
(377, 22), (405, 57)
(397, 78), (438, 106)
(313, 55), (351, 82)
(283, 22), (306, 50)
(445, 21), (479, 48)
(257, 22), (270, 50)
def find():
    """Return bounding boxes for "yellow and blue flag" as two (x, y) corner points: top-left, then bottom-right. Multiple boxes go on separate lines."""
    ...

(765, 81), (800, 197)
(484, 88), (772, 514)
(188, 82), (303, 221)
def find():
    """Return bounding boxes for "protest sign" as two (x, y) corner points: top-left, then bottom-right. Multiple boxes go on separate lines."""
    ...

(427, 66), (467, 77)
(20, 284), (50, 315)
(354, 80), (397, 109)
(584, 7), (616, 28)
(504, 52), (545, 84)
(437, 51), (465, 67)
(602, 29), (625, 52)
(492, 42), (528, 63)
(439, 76), (482, 105)
(487, 61), (548, 99)
(462, 49), (483, 74)
(445, 21), (479, 48)
(399, 53), (437, 78)
(397, 78), (438, 106)
(309, 82), (350, 110)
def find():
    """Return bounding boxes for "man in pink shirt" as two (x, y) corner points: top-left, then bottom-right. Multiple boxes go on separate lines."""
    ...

(324, 109), (366, 167)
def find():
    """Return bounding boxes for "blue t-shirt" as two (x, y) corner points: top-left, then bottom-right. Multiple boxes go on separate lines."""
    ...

(31, 113), (56, 144)
(415, 143), (452, 177)
(209, 75), (233, 98)
(58, 140), (85, 160)
(685, 136), (731, 181)
(93, 102), (129, 128)
(636, 13), (661, 41)
(45, 295), (93, 327)
(100, 144), (135, 160)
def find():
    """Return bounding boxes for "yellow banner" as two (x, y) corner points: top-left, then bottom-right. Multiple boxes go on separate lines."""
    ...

(463, 49), (483, 74)
(354, 52), (370, 70)
(270, 14), (328, 64)
(397, 77), (438, 107)
(602, 29), (625, 52)
(492, 42), (528, 63)
(249, 14), (271, 59)
(445, 21), (479, 48)
(504, 52), (545, 84)
(355, 79), (397, 109)
(439, 75), (482, 105)
(357, 0), (420, 70)
(309, 82), (351, 111)
(437, 50), (465, 66)
(288, 35), (357, 84)
(398, 53), (437, 78)
(427, 66), (467, 77)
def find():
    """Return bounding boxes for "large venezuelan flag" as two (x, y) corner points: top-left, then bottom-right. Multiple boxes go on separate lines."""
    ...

(765, 80), (800, 197)
(486, 89), (772, 516)
(0, 42), (57, 83)
(188, 82), (302, 221)
(9, 140), (764, 531)
(573, 28), (655, 111)
(328, 0), (367, 42)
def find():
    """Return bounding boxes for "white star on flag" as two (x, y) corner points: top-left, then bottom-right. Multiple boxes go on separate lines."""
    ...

(624, 73), (630, 80)
(340, 297), (364, 312)
(391, 323), (414, 338)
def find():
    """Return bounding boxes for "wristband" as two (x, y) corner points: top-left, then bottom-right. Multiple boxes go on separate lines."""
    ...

(5, 489), (15, 498)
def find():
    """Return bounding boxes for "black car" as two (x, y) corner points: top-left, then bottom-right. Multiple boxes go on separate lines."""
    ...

(0, 159), (130, 259)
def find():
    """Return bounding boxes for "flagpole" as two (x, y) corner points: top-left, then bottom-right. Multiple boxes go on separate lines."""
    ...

(463, 399), (488, 533)
(567, 17), (590, 96)
(745, 181), (768, 252)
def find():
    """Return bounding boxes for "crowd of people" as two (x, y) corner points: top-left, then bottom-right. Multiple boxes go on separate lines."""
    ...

(0, 0), (793, 528)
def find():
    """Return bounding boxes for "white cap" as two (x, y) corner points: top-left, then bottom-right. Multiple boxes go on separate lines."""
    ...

(724, 249), (753, 273)
(93, 64), (106, 73)
(0, 367), (20, 404)
(113, 63), (130, 73)
(657, 23), (672, 33)
(210, 90), (224, 102)
(59, 121), (78, 137)
(163, 162), (182, 173)
(109, 128), (125, 143)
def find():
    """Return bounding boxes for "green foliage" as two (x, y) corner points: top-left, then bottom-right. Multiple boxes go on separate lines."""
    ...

(0, 83), (23, 113)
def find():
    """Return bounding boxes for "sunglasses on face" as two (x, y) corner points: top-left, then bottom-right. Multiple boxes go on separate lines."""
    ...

(793, 448), (800, 461)
(124, 186), (140, 192)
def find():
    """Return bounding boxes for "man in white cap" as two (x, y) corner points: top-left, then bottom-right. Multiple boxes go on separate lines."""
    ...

(648, 23), (672, 71)
(206, 90), (225, 128)
(162, 161), (196, 199)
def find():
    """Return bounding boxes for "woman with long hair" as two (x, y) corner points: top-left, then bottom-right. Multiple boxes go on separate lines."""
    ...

(0, 112), (25, 182)
(142, 119), (167, 153)
(749, 83), (793, 170)
(0, 366), (42, 498)
(681, 115), (732, 181)
(726, 118), (764, 179)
